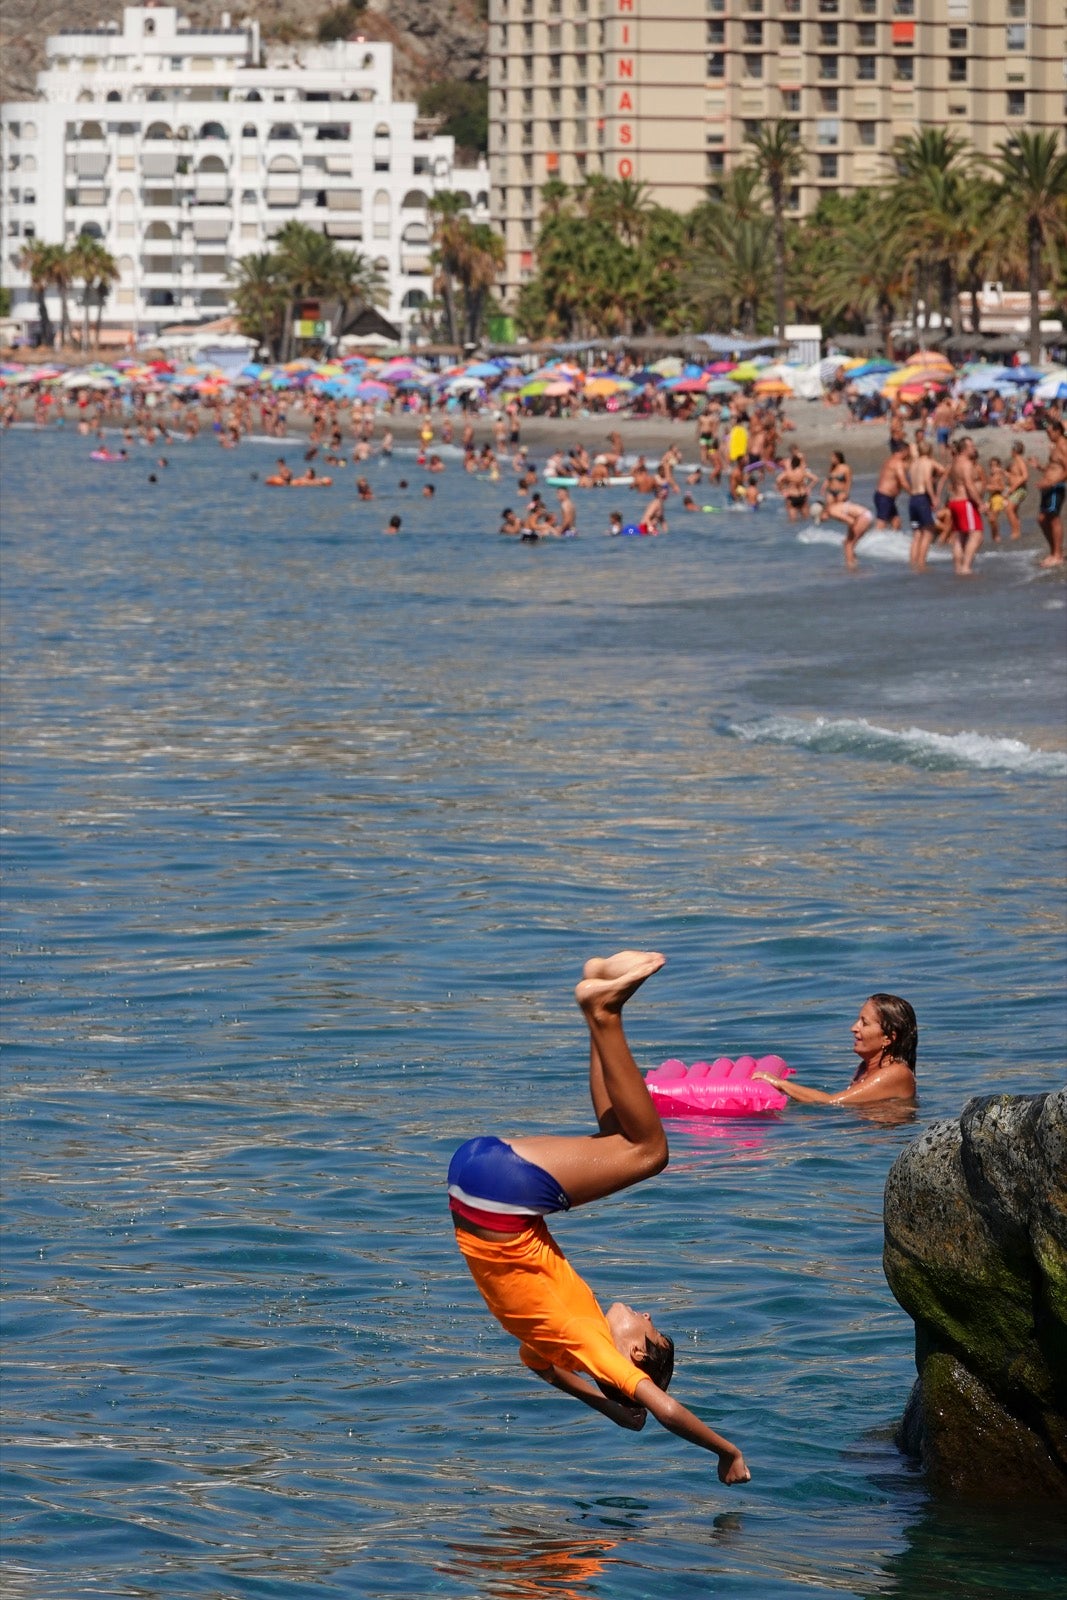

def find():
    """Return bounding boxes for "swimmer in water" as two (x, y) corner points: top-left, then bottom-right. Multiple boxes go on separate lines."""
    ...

(755, 995), (917, 1107)
(449, 951), (751, 1483)
(385, 515), (401, 535)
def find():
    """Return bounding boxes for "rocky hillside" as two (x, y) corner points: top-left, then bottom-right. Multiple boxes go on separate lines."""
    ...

(1, 0), (487, 105)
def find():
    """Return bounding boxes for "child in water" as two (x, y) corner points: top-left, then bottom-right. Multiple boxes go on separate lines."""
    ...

(449, 951), (751, 1483)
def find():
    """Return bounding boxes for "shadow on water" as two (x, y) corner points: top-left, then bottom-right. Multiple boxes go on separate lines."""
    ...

(862, 1494), (1067, 1600)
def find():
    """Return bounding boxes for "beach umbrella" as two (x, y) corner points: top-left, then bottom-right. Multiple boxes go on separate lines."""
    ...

(354, 380), (391, 400)
(995, 365), (1044, 385)
(649, 357), (683, 377)
(446, 376), (487, 394)
(519, 380), (549, 397)
(907, 349), (954, 368)
(704, 378), (740, 396)
(584, 376), (634, 397)
(729, 360), (762, 383)
(846, 359), (896, 380)
(1034, 369), (1067, 401)
(542, 380), (575, 396)
(461, 360), (504, 379)
(663, 376), (709, 393)
(753, 378), (793, 397)
(498, 372), (528, 390)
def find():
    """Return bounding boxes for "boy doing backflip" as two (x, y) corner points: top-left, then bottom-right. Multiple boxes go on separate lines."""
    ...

(448, 951), (751, 1484)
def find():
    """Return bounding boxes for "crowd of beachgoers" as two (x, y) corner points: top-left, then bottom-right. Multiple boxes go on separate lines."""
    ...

(4, 345), (1065, 574)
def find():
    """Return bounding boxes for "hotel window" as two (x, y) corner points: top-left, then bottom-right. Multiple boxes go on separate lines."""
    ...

(708, 52), (726, 78)
(548, 54), (561, 80)
(744, 0), (763, 12)
(895, 57), (914, 80)
(857, 55), (876, 79)
(744, 54), (764, 78)
(859, 0), (876, 11)
(782, 21), (800, 44)
(858, 120), (877, 145)
(743, 120), (762, 139)
(893, 0), (913, 13)
(574, 23), (586, 45)
(948, 28), (967, 49)
(817, 118), (839, 145)
(819, 55), (838, 79)
(1006, 23), (1026, 48)
(1007, 0), (1025, 13)
(548, 25), (561, 47)
(857, 23), (876, 45)
(707, 151), (725, 174)
(522, 88), (532, 112)
(782, 89), (800, 111)
(783, 0), (800, 10)
(948, 56), (967, 81)
(743, 22), (763, 45)
(1006, 90), (1025, 115)
(818, 154), (838, 178)
(818, 0), (838, 11)
(522, 24), (533, 46)
(708, 20), (725, 43)
(548, 120), (560, 145)
(575, 86), (587, 109)
(785, 186), (800, 210)
(575, 55), (587, 77)
(820, 87), (839, 110)
(707, 0), (726, 11)
(819, 23), (838, 45)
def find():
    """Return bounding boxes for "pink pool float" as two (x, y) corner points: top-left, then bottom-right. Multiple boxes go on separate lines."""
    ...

(646, 1055), (794, 1117)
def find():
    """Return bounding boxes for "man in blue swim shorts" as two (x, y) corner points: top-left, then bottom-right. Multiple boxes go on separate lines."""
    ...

(448, 951), (750, 1484)
(1036, 419), (1066, 568)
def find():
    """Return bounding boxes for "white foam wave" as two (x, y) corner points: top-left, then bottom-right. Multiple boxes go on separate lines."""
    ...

(726, 715), (1067, 776)
(796, 524), (953, 564)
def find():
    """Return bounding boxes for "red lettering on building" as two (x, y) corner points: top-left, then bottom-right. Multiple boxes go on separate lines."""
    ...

(618, 157), (633, 177)
(618, 0), (634, 11)
(618, 91), (633, 111)
(620, 124), (632, 144)
(618, 57), (634, 77)
(621, 23), (630, 43)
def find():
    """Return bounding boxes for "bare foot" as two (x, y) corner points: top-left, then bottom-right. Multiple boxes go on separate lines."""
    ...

(1038, 554), (1065, 568)
(576, 951), (665, 1016)
(582, 950), (649, 981)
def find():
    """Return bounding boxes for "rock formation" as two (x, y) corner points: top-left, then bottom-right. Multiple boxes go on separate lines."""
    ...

(883, 1088), (1066, 1498)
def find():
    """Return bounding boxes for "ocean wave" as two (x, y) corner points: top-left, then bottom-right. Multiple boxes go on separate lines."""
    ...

(724, 715), (1067, 775)
(796, 524), (953, 564)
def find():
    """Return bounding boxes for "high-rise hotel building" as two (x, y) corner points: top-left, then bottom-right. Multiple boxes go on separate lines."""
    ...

(488, 0), (1065, 302)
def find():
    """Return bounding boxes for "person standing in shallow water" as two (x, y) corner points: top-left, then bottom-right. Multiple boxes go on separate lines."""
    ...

(754, 995), (917, 1106)
(448, 952), (751, 1484)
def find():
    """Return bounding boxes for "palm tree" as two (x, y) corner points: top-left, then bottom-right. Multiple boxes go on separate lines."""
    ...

(889, 128), (975, 337)
(428, 191), (466, 346)
(230, 251), (287, 357)
(69, 235), (119, 349)
(810, 209), (910, 355)
(48, 242), (77, 348)
(273, 221), (339, 358)
(90, 246), (120, 348)
(17, 238), (58, 346)
(327, 247), (387, 343)
(991, 131), (1067, 365)
(744, 121), (807, 340)
(454, 221), (504, 346)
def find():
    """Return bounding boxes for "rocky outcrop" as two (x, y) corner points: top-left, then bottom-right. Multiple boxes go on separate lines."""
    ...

(883, 1088), (1066, 1499)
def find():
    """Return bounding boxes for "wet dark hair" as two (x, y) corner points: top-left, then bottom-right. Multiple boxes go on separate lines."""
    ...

(638, 1332), (675, 1391)
(868, 993), (918, 1074)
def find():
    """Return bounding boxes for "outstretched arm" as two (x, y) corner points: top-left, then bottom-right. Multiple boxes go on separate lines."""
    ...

(533, 1364), (647, 1431)
(635, 1379), (750, 1484)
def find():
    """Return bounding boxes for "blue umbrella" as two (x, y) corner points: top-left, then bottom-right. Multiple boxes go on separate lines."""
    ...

(463, 360), (505, 378)
(995, 365), (1044, 384)
(847, 359), (897, 379)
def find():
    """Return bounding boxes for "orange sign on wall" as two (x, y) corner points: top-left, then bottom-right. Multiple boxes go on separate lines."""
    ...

(892, 20), (915, 42)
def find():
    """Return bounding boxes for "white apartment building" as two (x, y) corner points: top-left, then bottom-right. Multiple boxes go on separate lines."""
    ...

(489, 0), (1066, 304)
(0, 4), (490, 343)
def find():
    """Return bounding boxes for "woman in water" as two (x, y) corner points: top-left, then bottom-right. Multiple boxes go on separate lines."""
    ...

(755, 994), (917, 1106)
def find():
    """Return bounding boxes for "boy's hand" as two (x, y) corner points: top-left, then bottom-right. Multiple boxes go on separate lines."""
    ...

(718, 1448), (751, 1485)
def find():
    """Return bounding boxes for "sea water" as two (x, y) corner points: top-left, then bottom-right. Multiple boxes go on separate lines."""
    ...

(2, 425), (1065, 1599)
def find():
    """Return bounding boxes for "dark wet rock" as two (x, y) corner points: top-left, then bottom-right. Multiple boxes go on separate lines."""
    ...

(883, 1087), (1067, 1499)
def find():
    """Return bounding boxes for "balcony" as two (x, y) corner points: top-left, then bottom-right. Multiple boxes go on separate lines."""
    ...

(401, 250), (431, 274)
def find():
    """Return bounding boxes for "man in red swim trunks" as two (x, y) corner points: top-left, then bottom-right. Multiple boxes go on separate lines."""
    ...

(448, 951), (750, 1484)
(945, 436), (984, 576)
